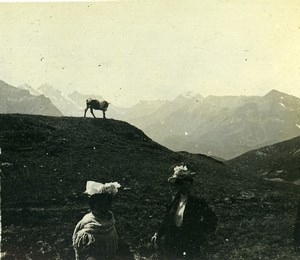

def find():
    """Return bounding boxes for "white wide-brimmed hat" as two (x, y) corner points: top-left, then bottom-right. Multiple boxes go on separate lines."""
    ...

(84, 181), (121, 196)
(168, 165), (196, 182)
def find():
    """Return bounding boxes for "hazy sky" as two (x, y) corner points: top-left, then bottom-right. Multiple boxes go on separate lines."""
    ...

(0, 1), (300, 106)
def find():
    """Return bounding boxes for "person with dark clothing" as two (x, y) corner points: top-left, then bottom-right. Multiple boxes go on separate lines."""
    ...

(294, 201), (300, 252)
(151, 165), (217, 259)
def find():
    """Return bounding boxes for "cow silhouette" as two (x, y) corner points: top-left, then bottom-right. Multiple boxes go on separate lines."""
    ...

(84, 98), (109, 119)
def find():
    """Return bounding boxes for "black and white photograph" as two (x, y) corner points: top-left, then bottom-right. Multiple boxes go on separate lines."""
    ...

(1, 1), (300, 259)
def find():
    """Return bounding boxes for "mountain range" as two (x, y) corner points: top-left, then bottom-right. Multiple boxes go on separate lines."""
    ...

(0, 80), (62, 116)
(1, 79), (300, 159)
(20, 83), (123, 118)
(128, 90), (300, 159)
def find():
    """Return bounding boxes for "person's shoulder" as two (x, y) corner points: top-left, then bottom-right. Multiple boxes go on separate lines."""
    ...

(80, 212), (94, 223)
(189, 195), (209, 207)
(188, 195), (206, 202)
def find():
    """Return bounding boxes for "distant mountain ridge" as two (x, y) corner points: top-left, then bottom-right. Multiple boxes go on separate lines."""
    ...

(19, 84), (41, 96)
(129, 90), (300, 159)
(36, 85), (122, 118)
(0, 80), (62, 116)
(37, 84), (82, 116)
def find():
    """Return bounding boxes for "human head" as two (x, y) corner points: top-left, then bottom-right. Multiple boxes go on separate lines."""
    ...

(174, 177), (194, 195)
(83, 180), (121, 213)
(89, 193), (113, 213)
(168, 164), (195, 195)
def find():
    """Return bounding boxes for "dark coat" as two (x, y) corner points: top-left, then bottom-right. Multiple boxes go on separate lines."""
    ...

(157, 193), (217, 258)
(294, 201), (300, 250)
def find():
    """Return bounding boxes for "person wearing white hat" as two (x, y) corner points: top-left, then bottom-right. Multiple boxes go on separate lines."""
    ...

(151, 164), (217, 259)
(72, 181), (121, 260)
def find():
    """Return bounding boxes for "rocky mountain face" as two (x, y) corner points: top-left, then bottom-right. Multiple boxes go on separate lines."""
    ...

(129, 90), (300, 160)
(227, 136), (300, 184)
(37, 84), (82, 116)
(18, 83), (41, 96)
(0, 80), (62, 116)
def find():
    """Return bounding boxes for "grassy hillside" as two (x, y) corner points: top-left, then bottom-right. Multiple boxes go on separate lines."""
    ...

(228, 136), (300, 183)
(0, 114), (299, 259)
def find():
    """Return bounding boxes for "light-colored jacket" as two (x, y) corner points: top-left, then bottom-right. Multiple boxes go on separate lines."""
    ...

(73, 212), (118, 260)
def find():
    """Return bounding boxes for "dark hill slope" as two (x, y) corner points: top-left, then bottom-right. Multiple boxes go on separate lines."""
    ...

(0, 114), (226, 206)
(0, 114), (299, 259)
(228, 136), (300, 184)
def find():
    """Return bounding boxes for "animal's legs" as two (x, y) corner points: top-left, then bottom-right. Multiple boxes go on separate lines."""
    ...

(84, 107), (89, 117)
(90, 108), (96, 118)
(103, 111), (106, 119)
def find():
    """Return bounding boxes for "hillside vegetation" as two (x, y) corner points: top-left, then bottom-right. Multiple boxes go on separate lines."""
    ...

(228, 136), (300, 184)
(0, 114), (299, 259)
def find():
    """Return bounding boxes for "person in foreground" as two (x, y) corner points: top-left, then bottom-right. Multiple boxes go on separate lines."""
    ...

(151, 165), (218, 259)
(72, 180), (121, 260)
(294, 200), (300, 252)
